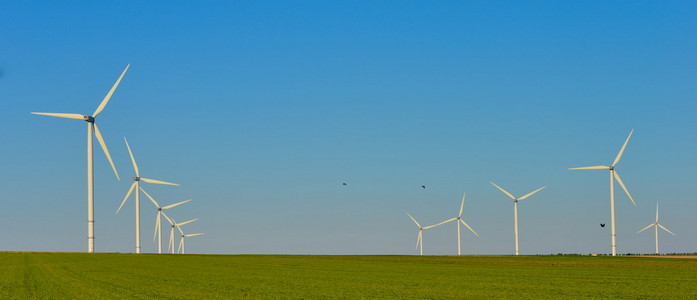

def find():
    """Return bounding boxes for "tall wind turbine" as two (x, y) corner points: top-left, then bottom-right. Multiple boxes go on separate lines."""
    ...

(637, 202), (675, 254)
(429, 192), (478, 255)
(178, 230), (204, 254)
(569, 129), (636, 256)
(140, 188), (190, 254)
(406, 213), (437, 255)
(31, 65), (128, 253)
(116, 137), (179, 253)
(490, 182), (545, 255)
(161, 213), (197, 254)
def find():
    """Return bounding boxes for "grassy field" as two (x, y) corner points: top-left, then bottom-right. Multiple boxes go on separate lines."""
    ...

(0, 252), (695, 299)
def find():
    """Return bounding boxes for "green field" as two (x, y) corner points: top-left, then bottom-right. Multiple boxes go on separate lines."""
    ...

(0, 252), (695, 299)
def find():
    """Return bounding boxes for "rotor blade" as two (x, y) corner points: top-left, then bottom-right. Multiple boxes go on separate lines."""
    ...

(116, 182), (136, 214)
(93, 64), (130, 118)
(139, 187), (160, 209)
(162, 199), (192, 210)
(637, 223), (654, 234)
(518, 186), (546, 201)
(153, 213), (160, 242)
(612, 129), (634, 167)
(490, 182), (516, 200)
(655, 202), (659, 222)
(568, 166), (610, 170)
(124, 137), (139, 177)
(168, 227), (174, 251)
(176, 219), (198, 227)
(140, 178), (180, 186)
(161, 211), (174, 225)
(460, 219), (479, 237)
(425, 218), (457, 229)
(176, 224), (184, 236)
(406, 213), (421, 228)
(178, 238), (183, 254)
(185, 233), (204, 237)
(658, 224), (676, 236)
(459, 192), (466, 217)
(31, 112), (86, 120)
(93, 123), (119, 180)
(613, 171), (636, 206)
(416, 231), (421, 250)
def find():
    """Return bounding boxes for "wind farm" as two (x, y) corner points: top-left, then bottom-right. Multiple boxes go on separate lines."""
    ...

(3, 1), (697, 298)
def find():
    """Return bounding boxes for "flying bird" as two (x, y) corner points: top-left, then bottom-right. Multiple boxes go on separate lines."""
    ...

(421, 185), (426, 189)
(342, 183), (346, 186)
(600, 223), (605, 227)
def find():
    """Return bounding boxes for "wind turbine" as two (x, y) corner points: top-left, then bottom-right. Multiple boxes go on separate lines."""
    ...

(406, 213), (438, 255)
(139, 188), (190, 254)
(429, 192), (478, 255)
(178, 231), (204, 254)
(31, 65), (128, 253)
(116, 137), (179, 253)
(161, 213), (197, 254)
(637, 202), (675, 254)
(490, 182), (545, 255)
(569, 129), (636, 256)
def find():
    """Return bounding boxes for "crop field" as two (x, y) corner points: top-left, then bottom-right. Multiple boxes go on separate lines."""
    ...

(0, 252), (695, 299)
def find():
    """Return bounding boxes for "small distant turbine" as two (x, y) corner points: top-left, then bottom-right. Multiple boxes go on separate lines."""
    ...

(140, 188), (190, 254)
(116, 137), (179, 253)
(406, 213), (437, 255)
(178, 231), (204, 254)
(161, 213), (197, 254)
(31, 65), (128, 253)
(637, 202), (675, 254)
(569, 129), (636, 256)
(490, 182), (545, 255)
(430, 192), (478, 255)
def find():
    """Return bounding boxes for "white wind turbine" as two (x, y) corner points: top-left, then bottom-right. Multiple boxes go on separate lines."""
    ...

(116, 137), (179, 253)
(139, 188), (191, 254)
(569, 129), (636, 256)
(490, 182), (545, 255)
(637, 202), (675, 254)
(161, 213), (197, 254)
(178, 230), (204, 254)
(406, 213), (438, 255)
(429, 192), (478, 255)
(31, 65), (128, 253)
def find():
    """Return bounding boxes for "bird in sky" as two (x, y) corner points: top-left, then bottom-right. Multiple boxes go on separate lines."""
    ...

(342, 183), (346, 186)
(421, 185), (426, 189)
(600, 223), (605, 228)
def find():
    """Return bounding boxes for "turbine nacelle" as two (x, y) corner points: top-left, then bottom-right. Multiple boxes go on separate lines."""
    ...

(133, 176), (141, 181)
(84, 115), (95, 122)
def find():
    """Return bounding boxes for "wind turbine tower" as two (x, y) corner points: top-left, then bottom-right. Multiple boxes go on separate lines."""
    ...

(490, 182), (545, 255)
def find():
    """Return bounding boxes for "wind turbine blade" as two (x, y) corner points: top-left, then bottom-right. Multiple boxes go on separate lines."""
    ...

(490, 182), (516, 200)
(518, 186), (546, 201)
(460, 219), (479, 237)
(407, 213), (421, 228)
(93, 123), (119, 180)
(176, 219), (198, 227)
(139, 187), (160, 209)
(93, 64), (129, 118)
(140, 178), (180, 186)
(124, 137), (139, 177)
(116, 182), (136, 214)
(153, 213), (160, 241)
(162, 199), (192, 210)
(637, 223), (654, 233)
(161, 211), (174, 225)
(613, 171), (635, 206)
(426, 217), (457, 229)
(168, 228), (174, 251)
(31, 112), (86, 120)
(656, 202), (659, 222)
(459, 192), (466, 217)
(416, 231), (421, 250)
(658, 224), (676, 236)
(568, 166), (610, 170)
(612, 129), (634, 167)
(185, 233), (204, 237)
(178, 238), (183, 254)
(176, 224), (184, 236)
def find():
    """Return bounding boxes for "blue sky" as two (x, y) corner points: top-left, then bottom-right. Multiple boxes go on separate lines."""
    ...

(1, 1), (695, 255)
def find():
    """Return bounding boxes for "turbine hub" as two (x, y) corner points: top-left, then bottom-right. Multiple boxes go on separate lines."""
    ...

(609, 166), (614, 170)
(84, 116), (94, 123)
(133, 176), (140, 181)
(158, 208), (162, 211)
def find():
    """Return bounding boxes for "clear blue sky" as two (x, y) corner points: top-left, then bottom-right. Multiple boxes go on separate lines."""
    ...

(1, 1), (695, 255)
